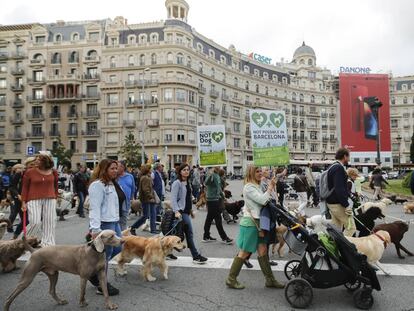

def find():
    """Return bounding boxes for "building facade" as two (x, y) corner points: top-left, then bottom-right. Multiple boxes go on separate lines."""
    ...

(0, 0), (411, 171)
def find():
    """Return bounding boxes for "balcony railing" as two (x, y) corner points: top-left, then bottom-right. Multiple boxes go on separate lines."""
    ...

(210, 90), (219, 98)
(221, 94), (229, 101)
(147, 119), (159, 127)
(27, 96), (45, 103)
(27, 131), (45, 138)
(292, 110), (298, 115)
(83, 93), (100, 100)
(329, 125), (336, 130)
(0, 52), (9, 60)
(11, 84), (24, 92)
(66, 129), (78, 137)
(46, 94), (82, 101)
(222, 110), (229, 117)
(10, 99), (24, 108)
(321, 113), (328, 118)
(82, 111), (100, 118)
(9, 117), (24, 124)
(27, 78), (46, 85)
(244, 100), (252, 106)
(27, 114), (45, 121)
(11, 68), (24, 75)
(49, 112), (61, 119)
(29, 59), (45, 66)
(299, 111), (306, 116)
(83, 56), (100, 62)
(198, 104), (206, 112)
(67, 112), (78, 118)
(82, 73), (100, 80)
(198, 86), (206, 94)
(123, 120), (136, 127)
(9, 133), (24, 140)
(210, 107), (219, 115)
(82, 129), (101, 136)
(232, 112), (241, 118)
(49, 130), (60, 137)
(11, 52), (25, 59)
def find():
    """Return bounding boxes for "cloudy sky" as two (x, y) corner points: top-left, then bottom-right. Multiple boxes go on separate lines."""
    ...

(1, 0), (413, 76)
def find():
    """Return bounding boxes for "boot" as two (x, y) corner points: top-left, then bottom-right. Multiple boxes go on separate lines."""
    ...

(225, 257), (245, 289)
(257, 255), (284, 289)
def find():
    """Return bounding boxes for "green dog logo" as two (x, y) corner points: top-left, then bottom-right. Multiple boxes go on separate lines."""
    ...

(251, 112), (267, 128)
(212, 132), (224, 143)
(270, 113), (284, 128)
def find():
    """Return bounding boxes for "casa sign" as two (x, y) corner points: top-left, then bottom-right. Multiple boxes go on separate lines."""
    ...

(248, 52), (272, 65)
(339, 66), (371, 74)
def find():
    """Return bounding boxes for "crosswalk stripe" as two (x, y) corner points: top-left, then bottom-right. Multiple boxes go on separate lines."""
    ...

(17, 253), (414, 277)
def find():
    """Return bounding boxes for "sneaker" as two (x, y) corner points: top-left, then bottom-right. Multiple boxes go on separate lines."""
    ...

(222, 237), (233, 245)
(96, 283), (119, 296)
(166, 254), (178, 260)
(269, 260), (278, 266)
(202, 236), (217, 243)
(193, 254), (208, 264)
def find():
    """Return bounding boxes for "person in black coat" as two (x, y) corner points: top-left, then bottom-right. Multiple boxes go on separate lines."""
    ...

(410, 171), (414, 195)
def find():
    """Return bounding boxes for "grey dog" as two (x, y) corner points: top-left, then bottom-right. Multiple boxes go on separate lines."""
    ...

(4, 230), (122, 310)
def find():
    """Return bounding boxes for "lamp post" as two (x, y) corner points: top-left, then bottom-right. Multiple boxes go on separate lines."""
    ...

(140, 67), (150, 165)
(364, 97), (383, 165)
(396, 134), (402, 172)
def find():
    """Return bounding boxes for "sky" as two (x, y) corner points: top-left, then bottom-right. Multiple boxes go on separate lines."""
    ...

(1, 0), (413, 77)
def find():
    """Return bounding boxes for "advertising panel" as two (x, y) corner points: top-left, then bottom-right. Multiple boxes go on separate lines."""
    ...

(197, 125), (227, 167)
(339, 74), (391, 162)
(249, 109), (289, 166)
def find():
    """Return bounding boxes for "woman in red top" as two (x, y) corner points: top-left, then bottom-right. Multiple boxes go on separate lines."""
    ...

(21, 154), (59, 246)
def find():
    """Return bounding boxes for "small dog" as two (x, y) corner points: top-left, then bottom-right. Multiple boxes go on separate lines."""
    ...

(0, 237), (40, 272)
(0, 222), (9, 240)
(374, 221), (413, 259)
(403, 202), (414, 214)
(395, 198), (408, 204)
(346, 230), (391, 275)
(196, 191), (207, 210)
(116, 235), (186, 281)
(130, 199), (143, 216)
(224, 200), (244, 223)
(272, 213), (306, 258)
(305, 214), (332, 233)
(360, 198), (393, 214)
(4, 230), (121, 310)
(355, 206), (385, 237)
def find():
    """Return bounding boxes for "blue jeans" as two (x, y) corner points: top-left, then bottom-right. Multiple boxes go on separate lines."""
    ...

(100, 221), (122, 263)
(192, 186), (200, 201)
(77, 192), (85, 215)
(131, 202), (156, 233)
(182, 213), (199, 258)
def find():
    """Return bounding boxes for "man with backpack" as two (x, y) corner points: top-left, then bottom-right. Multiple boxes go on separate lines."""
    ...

(323, 148), (355, 237)
(293, 167), (309, 216)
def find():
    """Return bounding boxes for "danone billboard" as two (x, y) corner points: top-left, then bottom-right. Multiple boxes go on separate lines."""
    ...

(339, 74), (391, 163)
(250, 109), (289, 166)
(197, 125), (227, 166)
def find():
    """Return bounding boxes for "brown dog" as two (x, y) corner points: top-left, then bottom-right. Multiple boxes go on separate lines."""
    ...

(116, 235), (186, 281)
(130, 199), (143, 216)
(196, 191), (207, 209)
(272, 214), (306, 257)
(374, 221), (413, 259)
(4, 230), (121, 310)
(0, 237), (40, 272)
(403, 202), (414, 214)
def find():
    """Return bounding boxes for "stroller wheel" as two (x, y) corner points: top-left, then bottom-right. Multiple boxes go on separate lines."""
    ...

(344, 279), (361, 292)
(285, 278), (313, 309)
(353, 288), (374, 310)
(284, 260), (301, 280)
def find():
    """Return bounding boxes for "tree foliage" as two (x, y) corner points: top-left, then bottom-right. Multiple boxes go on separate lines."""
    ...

(51, 136), (74, 168)
(118, 132), (147, 168)
(410, 132), (414, 163)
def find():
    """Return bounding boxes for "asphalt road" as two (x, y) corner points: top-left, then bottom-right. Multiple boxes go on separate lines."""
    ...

(1, 180), (414, 311)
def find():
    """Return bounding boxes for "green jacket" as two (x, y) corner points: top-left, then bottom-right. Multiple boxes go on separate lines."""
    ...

(205, 172), (223, 201)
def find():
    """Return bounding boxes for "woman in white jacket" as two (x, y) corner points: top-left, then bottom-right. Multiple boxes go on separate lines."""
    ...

(225, 165), (284, 290)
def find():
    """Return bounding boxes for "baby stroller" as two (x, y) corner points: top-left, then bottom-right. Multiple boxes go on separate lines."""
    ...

(273, 204), (381, 310)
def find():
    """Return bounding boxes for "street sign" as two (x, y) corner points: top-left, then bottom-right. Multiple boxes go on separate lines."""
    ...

(26, 146), (34, 156)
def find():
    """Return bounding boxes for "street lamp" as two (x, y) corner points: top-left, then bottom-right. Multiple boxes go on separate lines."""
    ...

(364, 96), (383, 165)
(396, 134), (402, 172)
(141, 67), (151, 165)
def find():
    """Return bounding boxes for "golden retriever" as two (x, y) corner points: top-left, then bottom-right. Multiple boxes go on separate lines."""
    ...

(403, 202), (414, 214)
(196, 191), (207, 209)
(115, 235), (186, 281)
(346, 230), (391, 275)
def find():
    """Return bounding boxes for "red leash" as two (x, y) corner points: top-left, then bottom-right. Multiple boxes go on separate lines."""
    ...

(23, 208), (27, 238)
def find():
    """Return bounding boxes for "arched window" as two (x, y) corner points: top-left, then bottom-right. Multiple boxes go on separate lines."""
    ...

(403, 96), (408, 104)
(198, 62), (203, 73)
(321, 96), (326, 104)
(69, 51), (78, 63)
(139, 34), (147, 44)
(176, 53), (184, 64)
(211, 67), (215, 78)
(265, 86), (268, 95)
(255, 84), (259, 93)
(245, 81), (249, 91)
(308, 59), (313, 66)
(282, 77), (288, 84)
(166, 52), (173, 64)
(234, 77), (238, 87)
(139, 54), (145, 66)
(128, 35), (136, 45)
(55, 34), (62, 42)
(52, 52), (61, 64)
(128, 55), (134, 66)
(197, 43), (203, 53)
(220, 55), (226, 64)
(33, 53), (43, 61)
(150, 33), (159, 43)
(310, 95), (315, 103)
(72, 33), (79, 41)
(272, 74), (278, 82)
(263, 72), (269, 79)
(292, 92), (297, 101)
(209, 49), (215, 59)
(87, 50), (98, 61)
(110, 56), (116, 68)
(299, 93), (304, 102)
(151, 53), (157, 65)
(254, 69), (259, 77)
(244, 65), (250, 74)
(299, 59), (305, 65)
(186, 56), (191, 67)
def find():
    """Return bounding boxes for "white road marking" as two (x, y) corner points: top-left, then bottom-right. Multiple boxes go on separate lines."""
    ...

(16, 253), (414, 276)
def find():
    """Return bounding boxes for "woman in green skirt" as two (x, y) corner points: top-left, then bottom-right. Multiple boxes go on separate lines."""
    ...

(225, 165), (284, 289)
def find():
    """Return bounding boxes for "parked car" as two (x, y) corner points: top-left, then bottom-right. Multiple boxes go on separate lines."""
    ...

(387, 171), (399, 179)
(368, 171), (388, 180)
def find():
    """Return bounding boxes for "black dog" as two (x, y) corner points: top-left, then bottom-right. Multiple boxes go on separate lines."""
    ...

(395, 198), (408, 204)
(224, 200), (245, 223)
(355, 206), (385, 237)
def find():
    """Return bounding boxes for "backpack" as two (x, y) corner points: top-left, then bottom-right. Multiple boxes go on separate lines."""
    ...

(2, 174), (10, 187)
(319, 163), (341, 200)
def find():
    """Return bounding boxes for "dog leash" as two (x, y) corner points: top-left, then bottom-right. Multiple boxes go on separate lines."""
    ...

(352, 215), (388, 248)
(382, 214), (414, 225)
(22, 208), (27, 238)
(160, 218), (182, 239)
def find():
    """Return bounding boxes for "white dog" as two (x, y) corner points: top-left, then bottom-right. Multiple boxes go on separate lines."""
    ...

(306, 215), (332, 233)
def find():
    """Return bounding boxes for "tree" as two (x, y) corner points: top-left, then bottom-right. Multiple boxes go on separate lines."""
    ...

(118, 132), (147, 168)
(410, 132), (414, 163)
(51, 136), (74, 168)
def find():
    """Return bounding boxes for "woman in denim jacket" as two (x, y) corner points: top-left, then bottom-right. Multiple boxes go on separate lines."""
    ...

(89, 159), (127, 296)
(171, 163), (208, 264)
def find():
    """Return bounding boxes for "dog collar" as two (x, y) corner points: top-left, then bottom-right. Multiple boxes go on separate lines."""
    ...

(88, 241), (105, 254)
(374, 233), (388, 248)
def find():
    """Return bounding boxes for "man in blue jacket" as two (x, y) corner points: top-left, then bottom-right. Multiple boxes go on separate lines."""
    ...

(117, 161), (135, 230)
(326, 148), (355, 237)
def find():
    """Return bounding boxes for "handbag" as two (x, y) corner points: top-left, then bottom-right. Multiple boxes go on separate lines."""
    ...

(153, 190), (161, 204)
